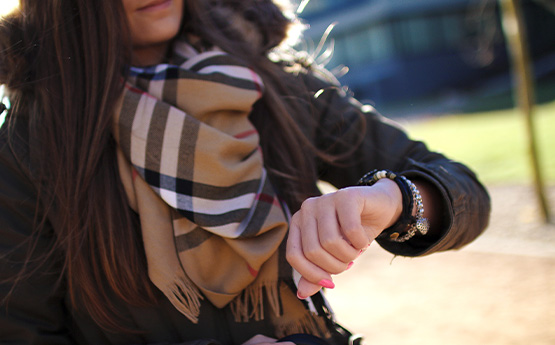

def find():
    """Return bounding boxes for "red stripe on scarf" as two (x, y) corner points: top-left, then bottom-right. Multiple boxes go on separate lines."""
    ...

(247, 264), (259, 277)
(234, 129), (258, 139)
(249, 69), (263, 97)
(257, 193), (281, 207)
(125, 84), (158, 100)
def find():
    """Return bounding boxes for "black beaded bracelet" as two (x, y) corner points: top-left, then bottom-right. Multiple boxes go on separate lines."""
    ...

(357, 170), (428, 242)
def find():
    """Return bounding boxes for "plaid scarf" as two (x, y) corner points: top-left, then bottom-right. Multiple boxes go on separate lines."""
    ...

(113, 39), (330, 337)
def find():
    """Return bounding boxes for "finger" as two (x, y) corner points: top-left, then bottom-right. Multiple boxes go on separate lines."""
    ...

(296, 276), (324, 299)
(286, 220), (334, 286)
(335, 189), (370, 249)
(299, 207), (351, 274)
(316, 207), (360, 263)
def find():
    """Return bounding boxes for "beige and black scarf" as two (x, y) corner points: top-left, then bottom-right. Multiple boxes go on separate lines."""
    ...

(113, 39), (331, 337)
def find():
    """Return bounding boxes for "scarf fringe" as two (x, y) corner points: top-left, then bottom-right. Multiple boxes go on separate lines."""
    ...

(275, 312), (332, 339)
(230, 281), (281, 323)
(163, 271), (204, 324)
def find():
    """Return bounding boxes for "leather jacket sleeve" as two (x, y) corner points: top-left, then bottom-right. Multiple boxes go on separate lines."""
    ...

(0, 123), (74, 344)
(300, 70), (491, 257)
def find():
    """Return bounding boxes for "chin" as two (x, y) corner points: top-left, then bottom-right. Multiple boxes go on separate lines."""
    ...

(133, 24), (181, 48)
(129, 10), (183, 48)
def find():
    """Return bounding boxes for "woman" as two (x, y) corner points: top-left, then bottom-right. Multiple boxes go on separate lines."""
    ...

(0, 0), (490, 344)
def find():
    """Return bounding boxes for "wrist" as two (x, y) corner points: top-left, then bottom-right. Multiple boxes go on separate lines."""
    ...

(373, 178), (403, 229)
(358, 169), (429, 242)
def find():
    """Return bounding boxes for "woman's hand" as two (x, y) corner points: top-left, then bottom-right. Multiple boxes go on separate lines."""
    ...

(241, 335), (295, 345)
(286, 178), (403, 299)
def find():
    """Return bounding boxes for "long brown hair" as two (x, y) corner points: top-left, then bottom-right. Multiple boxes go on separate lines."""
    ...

(0, 0), (158, 331)
(0, 0), (343, 332)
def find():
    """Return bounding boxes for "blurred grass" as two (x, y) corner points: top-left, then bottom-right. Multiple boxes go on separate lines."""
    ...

(400, 99), (555, 185)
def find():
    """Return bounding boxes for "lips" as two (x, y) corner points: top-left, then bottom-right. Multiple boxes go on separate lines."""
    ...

(137, 0), (171, 11)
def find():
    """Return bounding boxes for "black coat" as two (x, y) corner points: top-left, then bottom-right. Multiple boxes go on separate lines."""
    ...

(0, 72), (491, 344)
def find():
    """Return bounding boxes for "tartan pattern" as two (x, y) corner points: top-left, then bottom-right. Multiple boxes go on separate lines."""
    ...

(118, 48), (278, 237)
(113, 40), (292, 323)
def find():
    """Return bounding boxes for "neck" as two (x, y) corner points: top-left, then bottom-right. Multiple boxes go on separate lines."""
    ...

(131, 43), (170, 66)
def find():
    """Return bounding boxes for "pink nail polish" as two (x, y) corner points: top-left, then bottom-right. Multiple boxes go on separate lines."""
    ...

(347, 261), (354, 270)
(318, 279), (335, 289)
(297, 291), (307, 299)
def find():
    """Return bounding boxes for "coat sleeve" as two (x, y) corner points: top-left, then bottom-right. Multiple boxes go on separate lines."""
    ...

(0, 124), (74, 344)
(300, 71), (491, 257)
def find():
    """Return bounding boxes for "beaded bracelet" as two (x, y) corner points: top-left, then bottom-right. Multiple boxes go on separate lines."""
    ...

(357, 170), (429, 242)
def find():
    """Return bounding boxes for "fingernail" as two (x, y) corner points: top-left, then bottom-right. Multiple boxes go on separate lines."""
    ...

(347, 261), (354, 270)
(357, 249), (364, 258)
(318, 279), (335, 289)
(297, 291), (307, 299)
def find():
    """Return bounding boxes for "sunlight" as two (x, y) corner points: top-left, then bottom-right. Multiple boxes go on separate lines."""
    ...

(1, 1), (18, 127)
(0, 0), (19, 16)
(0, 86), (7, 127)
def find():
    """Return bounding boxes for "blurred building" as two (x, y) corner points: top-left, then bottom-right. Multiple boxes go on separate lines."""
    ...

(299, 0), (555, 110)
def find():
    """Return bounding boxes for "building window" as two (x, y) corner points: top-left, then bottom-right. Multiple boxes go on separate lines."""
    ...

(396, 17), (436, 55)
(441, 13), (465, 49)
(392, 12), (467, 57)
(341, 23), (394, 66)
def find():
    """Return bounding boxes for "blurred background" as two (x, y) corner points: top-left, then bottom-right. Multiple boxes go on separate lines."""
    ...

(1, 0), (554, 344)
(299, 0), (555, 116)
(297, 1), (555, 344)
